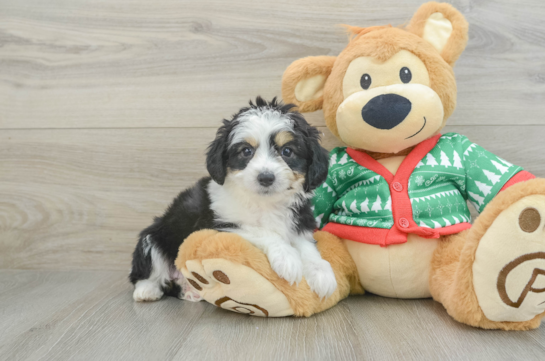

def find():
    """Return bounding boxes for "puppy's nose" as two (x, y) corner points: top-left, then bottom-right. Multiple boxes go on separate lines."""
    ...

(257, 172), (275, 187)
(361, 94), (412, 130)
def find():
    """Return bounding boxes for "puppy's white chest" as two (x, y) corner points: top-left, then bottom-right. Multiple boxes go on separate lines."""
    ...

(208, 180), (297, 238)
(235, 206), (294, 237)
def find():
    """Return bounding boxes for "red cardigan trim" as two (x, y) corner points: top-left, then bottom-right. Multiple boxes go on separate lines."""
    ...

(346, 134), (442, 183)
(323, 222), (472, 247)
(345, 135), (442, 246)
(500, 170), (535, 192)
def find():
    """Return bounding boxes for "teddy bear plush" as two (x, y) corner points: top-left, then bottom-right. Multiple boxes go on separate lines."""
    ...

(175, 2), (545, 330)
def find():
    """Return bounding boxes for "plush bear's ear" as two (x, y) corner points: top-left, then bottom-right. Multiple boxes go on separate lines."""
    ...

(282, 56), (336, 113)
(406, 2), (469, 66)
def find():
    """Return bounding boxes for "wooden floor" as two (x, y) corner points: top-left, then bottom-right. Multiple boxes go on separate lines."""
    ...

(1, 0), (545, 359)
(0, 270), (544, 361)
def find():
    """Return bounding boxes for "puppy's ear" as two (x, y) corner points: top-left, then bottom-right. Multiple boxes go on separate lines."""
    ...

(282, 56), (336, 113)
(206, 120), (233, 185)
(304, 129), (329, 192)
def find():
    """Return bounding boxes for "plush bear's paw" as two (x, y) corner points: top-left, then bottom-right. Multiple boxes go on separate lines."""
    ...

(303, 259), (337, 299)
(173, 270), (203, 302)
(473, 195), (545, 322)
(181, 258), (294, 317)
(266, 245), (303, 286)
(133, 280), (164, 302)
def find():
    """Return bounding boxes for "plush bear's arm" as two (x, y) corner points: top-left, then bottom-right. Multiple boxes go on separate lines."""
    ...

(499, 170), (536, 192)
(457, 135), (527, 213)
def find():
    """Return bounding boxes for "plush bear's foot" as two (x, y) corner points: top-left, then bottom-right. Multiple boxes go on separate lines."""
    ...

(430, 179), (545, 330)
(181, 257), (294, 317)
(473, 194), (545, 322)
(175, 230), (303, 317)
(175, 230), (359, 317)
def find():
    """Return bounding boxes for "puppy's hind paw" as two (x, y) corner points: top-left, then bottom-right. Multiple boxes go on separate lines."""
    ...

(133, 280), (164, 302)
(304, 259), (337, 299)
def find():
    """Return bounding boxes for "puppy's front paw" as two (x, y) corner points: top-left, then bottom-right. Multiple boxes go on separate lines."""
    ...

(267, 246), (303, 285)
(304, 259), (337, 299)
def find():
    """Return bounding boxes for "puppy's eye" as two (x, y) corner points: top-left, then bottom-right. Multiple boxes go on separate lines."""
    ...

(400, 67), (412, 83)
(241, 147), (253, 157)
(281, 147), (293, 157)
(360, 73), (372, 90)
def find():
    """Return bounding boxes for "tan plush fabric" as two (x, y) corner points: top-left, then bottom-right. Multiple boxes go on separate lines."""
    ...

(281, 56), (337, 113)
(336, 82), (444, 153)
(406, 2), (469, 66)
(295, 74), (327, 102)
(422, 13), (453, 53)
(473, 195), (545, 322)
(282, 3), (468, 152)
(175, 229), (361, 317)
(282, 17), (465, 143)
(182, 258), (295, 317)
(341, 50), (431, 97)
(430, 179), (545, 330)
(322, 27), (458, 141)
(346, 234), (438, 298)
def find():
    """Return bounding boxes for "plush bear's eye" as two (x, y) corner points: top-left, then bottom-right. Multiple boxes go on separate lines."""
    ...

(400, 67), (412, 83)
(360, 74), (372, 90)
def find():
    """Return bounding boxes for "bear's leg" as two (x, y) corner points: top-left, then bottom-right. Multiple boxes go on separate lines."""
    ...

(430, 179), (545, 330)
(175, 230), (360, 317)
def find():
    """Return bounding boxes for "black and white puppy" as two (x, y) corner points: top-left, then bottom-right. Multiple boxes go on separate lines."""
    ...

(130, 97), (336, 302)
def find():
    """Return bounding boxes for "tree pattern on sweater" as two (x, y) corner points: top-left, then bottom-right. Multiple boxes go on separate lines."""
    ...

(313, 133), (523, 230)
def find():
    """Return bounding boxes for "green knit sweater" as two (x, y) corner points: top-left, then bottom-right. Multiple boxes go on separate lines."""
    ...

(313, 133), (523, 231)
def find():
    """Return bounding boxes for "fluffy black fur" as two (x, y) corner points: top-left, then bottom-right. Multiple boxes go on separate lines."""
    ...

(129, 178), (237, 292)
(129, 97), (329, 298)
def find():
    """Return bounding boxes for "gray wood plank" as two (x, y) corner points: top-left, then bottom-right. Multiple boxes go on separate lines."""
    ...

(1, 0), (545, 129)
(0, 270), (208, 361)
(344, 297), (545, 360)
(0, 270), (543, 361)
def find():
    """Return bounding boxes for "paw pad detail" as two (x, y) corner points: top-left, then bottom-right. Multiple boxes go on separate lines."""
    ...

(180, 258), (294, 317)
(519, 207), (541, 233)
(473, 195), (545, 322)
(213, 270), (230, 284)
(215, 296), (269, 317)
(192, 272), (209, 284)
(187, 279), (202, 291)
(497, 252), (545, 308)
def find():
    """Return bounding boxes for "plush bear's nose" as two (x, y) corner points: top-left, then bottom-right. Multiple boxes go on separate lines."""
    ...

(361, 94), (412, 130)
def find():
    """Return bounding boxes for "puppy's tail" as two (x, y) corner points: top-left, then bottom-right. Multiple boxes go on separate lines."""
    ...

(129, 234), (153, 285)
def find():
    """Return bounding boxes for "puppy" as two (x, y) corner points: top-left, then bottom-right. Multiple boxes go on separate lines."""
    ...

(130, 97), (337, 302)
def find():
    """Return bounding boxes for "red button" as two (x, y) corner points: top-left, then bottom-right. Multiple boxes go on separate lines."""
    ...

(392, 182), (403, 192)
(398, 218), (410, 228)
